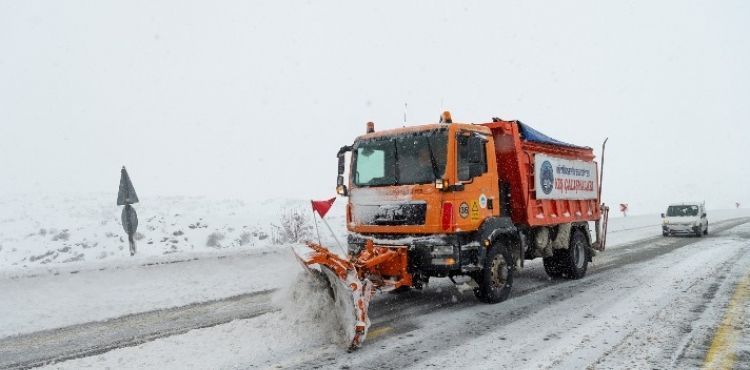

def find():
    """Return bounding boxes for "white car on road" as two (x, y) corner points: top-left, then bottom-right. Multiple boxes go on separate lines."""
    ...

(661, 202), (708, 237)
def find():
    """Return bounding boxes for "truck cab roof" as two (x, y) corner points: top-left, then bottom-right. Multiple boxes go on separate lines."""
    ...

(355, 122), (490, 142)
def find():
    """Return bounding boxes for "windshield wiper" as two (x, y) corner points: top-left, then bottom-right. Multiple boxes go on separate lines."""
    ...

(425, 138), (439, 180)
(393, 140), (400, 185)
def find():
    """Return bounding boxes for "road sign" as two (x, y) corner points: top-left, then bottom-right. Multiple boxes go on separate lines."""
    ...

(117, 166), (140, 256)
(121, 204), (138, 235)
(117, 167), (139, 206)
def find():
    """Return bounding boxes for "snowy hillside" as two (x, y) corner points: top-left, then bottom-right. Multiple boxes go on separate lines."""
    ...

(0, 193), (346, 275)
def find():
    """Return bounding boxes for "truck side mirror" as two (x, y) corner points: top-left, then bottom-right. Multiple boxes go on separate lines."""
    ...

(336, 145), (352, 196)
(660, 213), (665, 218)
(702, 213), (707, 218)
(336, 172), (348, 196)
(337, 184), (348, 196)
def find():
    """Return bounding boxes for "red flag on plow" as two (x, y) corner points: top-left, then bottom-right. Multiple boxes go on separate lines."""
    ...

(311, 197), (336, 218)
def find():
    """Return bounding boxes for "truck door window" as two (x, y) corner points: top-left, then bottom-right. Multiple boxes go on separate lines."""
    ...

(458, 133), (487, 181)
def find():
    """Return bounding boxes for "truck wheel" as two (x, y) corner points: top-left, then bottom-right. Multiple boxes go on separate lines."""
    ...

(473, 241), (514, 303)
(704, 226), (708, 235)
(543, 255), (564, 278)
(560, 229), (588, 279)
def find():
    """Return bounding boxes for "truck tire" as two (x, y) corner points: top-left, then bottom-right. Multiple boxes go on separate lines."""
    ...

(543, 255), (564, 279)
(559, 229), (588, 279)
(473, 241), (514, 303)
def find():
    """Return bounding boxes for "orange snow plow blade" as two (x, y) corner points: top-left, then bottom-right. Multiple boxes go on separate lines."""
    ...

(292, 240), (411, 351)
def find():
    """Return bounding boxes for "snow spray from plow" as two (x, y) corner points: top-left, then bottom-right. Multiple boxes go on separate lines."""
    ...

(293, 240), (410, 351)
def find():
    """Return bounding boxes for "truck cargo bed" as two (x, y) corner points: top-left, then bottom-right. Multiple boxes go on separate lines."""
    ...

(483, 120), (601, 227)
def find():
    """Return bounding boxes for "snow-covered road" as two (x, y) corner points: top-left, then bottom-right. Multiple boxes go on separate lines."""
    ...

(3, 215), (750, 369)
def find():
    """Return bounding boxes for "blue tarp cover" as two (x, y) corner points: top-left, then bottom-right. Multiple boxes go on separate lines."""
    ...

(517, 121), (588, 149)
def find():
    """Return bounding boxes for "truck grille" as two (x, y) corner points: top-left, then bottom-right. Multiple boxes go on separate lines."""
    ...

(356, 203), (427, 226)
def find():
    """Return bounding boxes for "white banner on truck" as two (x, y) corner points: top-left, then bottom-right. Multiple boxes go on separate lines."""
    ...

(534, 154), (597, 200)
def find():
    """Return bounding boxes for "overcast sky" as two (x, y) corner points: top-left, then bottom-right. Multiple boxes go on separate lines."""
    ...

(1, 1), (748, 214)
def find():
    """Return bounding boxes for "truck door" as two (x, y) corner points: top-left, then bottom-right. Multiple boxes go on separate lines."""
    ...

(453, 130), (499, 232)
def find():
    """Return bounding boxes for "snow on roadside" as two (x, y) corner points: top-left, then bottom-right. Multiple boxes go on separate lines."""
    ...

(42, 222), (750, 369)
(0, 248), (300, 338)
(40, 272), (350, 370)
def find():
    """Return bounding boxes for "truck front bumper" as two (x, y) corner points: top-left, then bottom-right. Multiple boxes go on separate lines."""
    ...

(347, 233), (480, 276)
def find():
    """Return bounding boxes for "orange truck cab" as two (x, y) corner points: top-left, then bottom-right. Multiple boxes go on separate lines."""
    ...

(335, 112), (608, 303)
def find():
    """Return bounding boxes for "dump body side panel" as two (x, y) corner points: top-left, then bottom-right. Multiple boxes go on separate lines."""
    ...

(482, 120), (601, 227)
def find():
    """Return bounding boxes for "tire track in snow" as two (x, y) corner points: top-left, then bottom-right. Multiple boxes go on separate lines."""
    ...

(589, 244), (750, 369)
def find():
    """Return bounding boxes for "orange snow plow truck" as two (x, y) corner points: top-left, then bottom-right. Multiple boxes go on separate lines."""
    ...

(294, 112), (609, 351)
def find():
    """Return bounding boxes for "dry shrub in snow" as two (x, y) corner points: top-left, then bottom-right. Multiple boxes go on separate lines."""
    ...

(279, 208), (312, 243)
(239, 231), (252, 246)
(52, 230), (70, 241)
(238, 229), (270, 246)
(206, 232), (225, 247)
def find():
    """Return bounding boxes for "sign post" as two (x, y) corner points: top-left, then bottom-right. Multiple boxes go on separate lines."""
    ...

(117, 166), (140, 256)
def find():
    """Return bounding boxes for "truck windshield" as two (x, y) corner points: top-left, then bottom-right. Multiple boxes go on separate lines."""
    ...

(667, 205), (699, 217)
(353, 128), (448, 187)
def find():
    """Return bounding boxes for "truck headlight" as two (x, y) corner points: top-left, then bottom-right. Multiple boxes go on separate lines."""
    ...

(431, 245), (454, 256)
(432, 257), (456, 265)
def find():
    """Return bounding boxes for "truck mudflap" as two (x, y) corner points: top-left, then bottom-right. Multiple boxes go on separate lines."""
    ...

(593, 203), (610, 251)
(292, 240), (410, 351)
